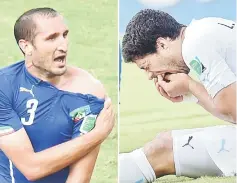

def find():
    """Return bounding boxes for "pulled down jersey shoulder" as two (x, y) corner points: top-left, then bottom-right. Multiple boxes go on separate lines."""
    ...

(55, 66), (107, 138)
(65, 66), (107, 99)
(182, 18), (236, 98)
(60, 93), (104, 138)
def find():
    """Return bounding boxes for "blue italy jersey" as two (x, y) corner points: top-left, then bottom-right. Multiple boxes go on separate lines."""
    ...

(0, 61), (104, 183)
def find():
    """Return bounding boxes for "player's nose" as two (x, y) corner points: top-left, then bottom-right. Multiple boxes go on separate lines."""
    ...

(58, 39), (68, 53)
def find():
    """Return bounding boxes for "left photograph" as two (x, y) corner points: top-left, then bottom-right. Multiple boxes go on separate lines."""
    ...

(0, 1), (117, 183)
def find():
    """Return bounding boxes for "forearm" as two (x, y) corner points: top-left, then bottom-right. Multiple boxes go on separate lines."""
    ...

(25, 130), (104, 181)
(188, 79), (215, 111)
(213, 82), (236, 123)
(188, 79), (232, 121)
(66, 145), (101, 183)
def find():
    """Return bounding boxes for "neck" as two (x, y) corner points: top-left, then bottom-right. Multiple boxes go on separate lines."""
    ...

(177, 27), (190, 73)
(174, 27), (186, 61)
(25, 60), (63, 86)
(180, 27), (186, 43)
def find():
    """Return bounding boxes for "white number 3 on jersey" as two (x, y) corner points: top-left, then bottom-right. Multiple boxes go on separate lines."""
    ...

(21, 99), (39, 125)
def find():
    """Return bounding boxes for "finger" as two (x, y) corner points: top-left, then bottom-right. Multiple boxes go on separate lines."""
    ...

(108, 106), (113, 116)
(107, 104), (114, 115)
(164, 73), (176, 81)
(158, 86), (164, 96)
(157, 80), (169, 91)
(104, 97), (112, 109)
(159, 86), (169, 98)
(154, 82), (162, 95)
(170, 96), (183, 102)
(111, 111), (115, 121)
(153, 77), (158, 85)
(159, 87), (183, 102)
(148, 72), (153, 80)
(157, 75), (164, 82)
(155, 81), (160, 90)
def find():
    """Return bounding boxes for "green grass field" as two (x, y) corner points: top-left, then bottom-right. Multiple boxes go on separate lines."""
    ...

(120, 64), (236, 183)
(0, 1), (117, 183)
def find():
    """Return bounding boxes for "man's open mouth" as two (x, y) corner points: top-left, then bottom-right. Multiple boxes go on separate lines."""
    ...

(54, 55), (66, 62)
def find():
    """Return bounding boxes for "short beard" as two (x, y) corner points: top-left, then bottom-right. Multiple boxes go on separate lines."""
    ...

(177, 59), (190, 74)
(168, 59), (190, 74)
(31, 60), (62, 78)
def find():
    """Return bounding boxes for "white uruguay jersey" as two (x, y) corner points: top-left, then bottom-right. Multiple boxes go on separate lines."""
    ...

(182, 17), (236, 98)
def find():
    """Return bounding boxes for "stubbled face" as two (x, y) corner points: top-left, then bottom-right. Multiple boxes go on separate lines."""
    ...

(135, 38), (189, 80)
(27, 15), (69, 77)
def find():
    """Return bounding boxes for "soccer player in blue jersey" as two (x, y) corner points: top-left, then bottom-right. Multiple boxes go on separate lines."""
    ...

(0, 8), (115, 183)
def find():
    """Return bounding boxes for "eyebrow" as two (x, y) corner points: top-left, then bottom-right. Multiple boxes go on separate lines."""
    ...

(45, 32), (60, 40)
(44, 29), (69, 40)
(63, 30), (69, 35)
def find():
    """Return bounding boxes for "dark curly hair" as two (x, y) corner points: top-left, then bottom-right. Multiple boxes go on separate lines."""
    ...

(122, 9), (185, 63)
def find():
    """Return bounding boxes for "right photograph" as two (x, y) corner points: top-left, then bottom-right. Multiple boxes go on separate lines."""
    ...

(119, 0), (236, 183)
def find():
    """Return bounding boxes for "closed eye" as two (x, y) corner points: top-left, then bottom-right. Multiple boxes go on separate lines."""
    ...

(63, 30), (69, 38)
(140, 64), (148, 70)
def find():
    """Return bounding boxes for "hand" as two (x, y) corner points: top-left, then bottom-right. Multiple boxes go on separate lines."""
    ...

(157, 73), (191, 98)
(154, 76), (183, 103)
(94, 97), (115, 139)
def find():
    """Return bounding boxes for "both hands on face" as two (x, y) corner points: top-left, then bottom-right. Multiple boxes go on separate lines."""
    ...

(153, 73), (192, 103)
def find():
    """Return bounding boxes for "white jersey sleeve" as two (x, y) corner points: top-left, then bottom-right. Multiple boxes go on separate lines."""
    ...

(182, 18), (236, 98)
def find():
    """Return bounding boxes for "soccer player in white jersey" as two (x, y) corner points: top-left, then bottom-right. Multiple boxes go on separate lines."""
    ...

(120, 9), (236, 183)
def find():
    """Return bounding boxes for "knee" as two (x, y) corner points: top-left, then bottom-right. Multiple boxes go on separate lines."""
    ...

(156, 131), (173, 148)
(143, 131), (173, 158)
(143, 131), (175, 176)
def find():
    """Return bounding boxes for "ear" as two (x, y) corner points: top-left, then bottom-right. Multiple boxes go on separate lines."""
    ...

(18, 39), (33, 56)
(156, 37), (169, 50)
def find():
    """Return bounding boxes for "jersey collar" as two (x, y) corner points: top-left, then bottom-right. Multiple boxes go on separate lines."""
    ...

(23, 64), (41, 85)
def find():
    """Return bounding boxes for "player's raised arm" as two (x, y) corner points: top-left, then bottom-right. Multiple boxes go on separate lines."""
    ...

(213, 82), (236, 122)
(188, 78), (236, 123)
(182, 25), (236, 123)
(66, 145), (101, 183)
(66, 100), (113, 183)
(64, 68), (114, 183)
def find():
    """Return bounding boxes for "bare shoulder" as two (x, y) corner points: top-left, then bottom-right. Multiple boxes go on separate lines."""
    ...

(65, 66), (106, 99)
